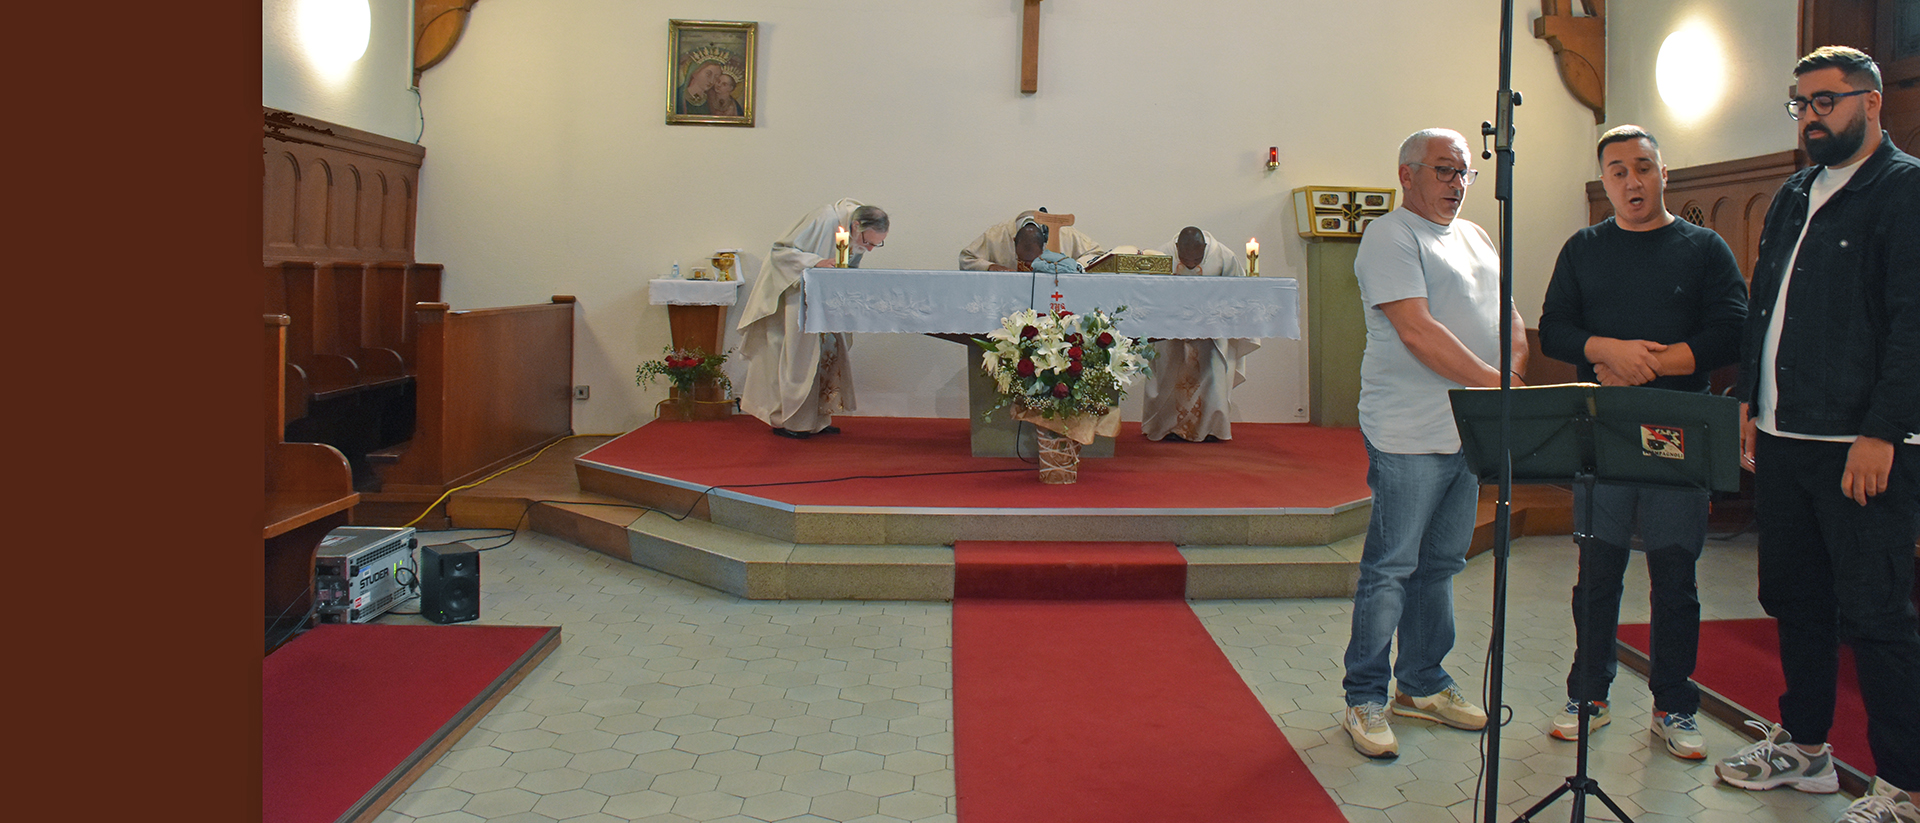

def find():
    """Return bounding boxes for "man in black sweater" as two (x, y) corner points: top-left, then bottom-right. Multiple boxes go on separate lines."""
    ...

(1536, 125), (1749, 761)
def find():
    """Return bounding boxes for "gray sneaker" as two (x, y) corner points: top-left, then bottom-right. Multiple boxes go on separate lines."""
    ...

(1835, 776), (1920, 823)
(1714, 720), (1839, 793)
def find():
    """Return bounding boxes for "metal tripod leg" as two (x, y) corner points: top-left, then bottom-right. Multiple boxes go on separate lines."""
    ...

(1510, 470), (1633, 823)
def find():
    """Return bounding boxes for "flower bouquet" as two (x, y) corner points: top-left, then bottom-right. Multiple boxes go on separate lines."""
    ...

(636, 347), (732, 421)
(977, 307), (1152, 482)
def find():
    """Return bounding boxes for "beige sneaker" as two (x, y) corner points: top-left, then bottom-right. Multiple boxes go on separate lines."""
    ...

(1392, 684), (1489, 731)
(1343, 702), (1399, 759)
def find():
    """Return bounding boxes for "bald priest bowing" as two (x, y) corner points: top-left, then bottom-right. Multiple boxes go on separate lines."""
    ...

(1142, 227), (1260, 441)
(957, 209), (1105, 271)
(736, 199), (889, 439)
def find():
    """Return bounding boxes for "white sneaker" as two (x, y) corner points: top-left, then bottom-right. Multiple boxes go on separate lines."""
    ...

(1550, 699), (1610, 741)
(1651, 711), (1707, 760)
(1715, 720), (1839, 793)
(1835, 776), (1920, 823)
(1343, 702), (1398, 759)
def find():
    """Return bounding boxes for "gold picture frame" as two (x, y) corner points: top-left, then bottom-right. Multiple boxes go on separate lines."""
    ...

(667, 20), (756, 127)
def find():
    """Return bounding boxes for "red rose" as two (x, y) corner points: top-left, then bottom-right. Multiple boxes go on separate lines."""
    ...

(1068, 346), (1084, 360)
(1052, 382), (1071, 397)
(1069, 333), (1083, 344)
(1097, 332), (1115, 347)
(1021, 325), (1039, 339)
(1016, 358), (1036, 377)
(1067, 362), (1084, 376)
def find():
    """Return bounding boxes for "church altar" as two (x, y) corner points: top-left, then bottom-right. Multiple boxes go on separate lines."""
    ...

(800, 269), (1300, 457)
(800, 269), (1299, 340)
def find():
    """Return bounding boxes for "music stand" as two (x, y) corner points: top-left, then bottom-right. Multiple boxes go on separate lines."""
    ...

(1449, 384), (1740, 822)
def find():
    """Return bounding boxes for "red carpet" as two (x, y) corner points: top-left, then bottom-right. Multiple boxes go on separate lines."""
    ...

(578, 416), (1370, 510)
(264, 623), (561, 823)
(1618, 618), (1873, 774)
(952, 541), (1345, 822)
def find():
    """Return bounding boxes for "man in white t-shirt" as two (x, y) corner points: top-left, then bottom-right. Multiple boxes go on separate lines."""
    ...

(1718, 46), (1920, 821)
(1338, 128), (1530, 759)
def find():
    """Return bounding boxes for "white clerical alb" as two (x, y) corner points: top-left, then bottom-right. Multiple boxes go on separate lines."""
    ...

(1141, 229), (1261, 442)
(957, 211), (1105, 271)
(736, 199), (868, 434)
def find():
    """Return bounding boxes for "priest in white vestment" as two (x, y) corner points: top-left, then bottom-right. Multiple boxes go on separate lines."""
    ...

(957, 210), (1104, 271)
(1141, 226), (1261, 442)
(736, 199), (888, 438)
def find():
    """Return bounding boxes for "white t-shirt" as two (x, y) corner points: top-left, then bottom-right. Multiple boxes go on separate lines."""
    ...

(1354, 207), (1505, 454)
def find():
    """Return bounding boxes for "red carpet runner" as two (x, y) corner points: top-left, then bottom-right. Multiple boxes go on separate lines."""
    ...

(952, 541), (1345, 823)
(264, 623), (560, 823)
(1619, 618), (1874, 774)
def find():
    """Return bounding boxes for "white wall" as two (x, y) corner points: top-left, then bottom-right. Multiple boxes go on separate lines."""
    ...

(263, 0), (422, 142)
(1604, 0), (1800, 168)
(398, 0), (1624, 435)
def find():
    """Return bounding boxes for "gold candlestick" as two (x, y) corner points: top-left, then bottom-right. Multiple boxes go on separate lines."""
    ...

(1246, 239), (1260, 277)
(834, 226), (851, 267)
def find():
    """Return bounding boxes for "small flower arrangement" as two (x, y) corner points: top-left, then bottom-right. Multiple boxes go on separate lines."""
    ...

(635, 347), (731, 396)
(976, 307), (1152, 421)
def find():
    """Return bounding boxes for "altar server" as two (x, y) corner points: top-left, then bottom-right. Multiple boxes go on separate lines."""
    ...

(958, 209), (1104, 271)
(737, 199), (888, 439)
(1141, 226), (1259, 441)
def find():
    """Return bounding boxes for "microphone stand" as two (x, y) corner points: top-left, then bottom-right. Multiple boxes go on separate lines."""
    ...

(1480, 0), (1519, 820)
(1480, 3), (1633, 820)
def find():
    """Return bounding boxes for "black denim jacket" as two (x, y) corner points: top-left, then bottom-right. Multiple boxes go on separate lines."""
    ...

(1736, 131), (1920, 444)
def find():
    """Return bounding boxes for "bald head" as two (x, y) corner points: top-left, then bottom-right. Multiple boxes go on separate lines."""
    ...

(1175, 226), (1206, 269)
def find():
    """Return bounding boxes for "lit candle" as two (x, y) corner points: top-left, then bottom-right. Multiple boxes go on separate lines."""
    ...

(1246, 238), (1260, 277)
(834, 225), (851, 267)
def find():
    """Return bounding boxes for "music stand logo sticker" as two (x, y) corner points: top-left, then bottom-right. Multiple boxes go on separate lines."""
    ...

(1641, 425), (1685, 460)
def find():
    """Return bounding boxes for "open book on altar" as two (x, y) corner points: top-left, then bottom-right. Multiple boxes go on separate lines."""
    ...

(1082, 246), (1173, 274)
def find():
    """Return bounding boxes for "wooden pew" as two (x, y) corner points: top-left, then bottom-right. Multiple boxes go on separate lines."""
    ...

(264, 315), (358, 653)
(361, 261), (443, 373)
(362, 297), (576, 525)
(269, 260), (426, 487)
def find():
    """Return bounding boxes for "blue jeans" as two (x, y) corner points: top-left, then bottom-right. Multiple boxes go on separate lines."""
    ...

(1343, 439), (1479, 706)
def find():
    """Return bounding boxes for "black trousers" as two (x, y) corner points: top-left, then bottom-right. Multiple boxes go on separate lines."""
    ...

(1755, 433), (1920, 789)
(1568, 485), (1705, 715)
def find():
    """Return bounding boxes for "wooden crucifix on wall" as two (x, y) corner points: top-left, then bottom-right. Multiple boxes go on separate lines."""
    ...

(1021, 0), (1044, 94)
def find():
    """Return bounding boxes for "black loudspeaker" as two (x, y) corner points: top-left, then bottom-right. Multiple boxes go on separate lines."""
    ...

(419, 543), (480, 624)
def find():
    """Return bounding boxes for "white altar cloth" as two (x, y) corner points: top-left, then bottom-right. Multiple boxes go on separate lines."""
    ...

(800, 269), (1299, 340)
(649, 278), (744, 306)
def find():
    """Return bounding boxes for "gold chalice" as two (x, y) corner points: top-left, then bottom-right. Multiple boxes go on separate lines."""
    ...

(711, 252), (737, 281)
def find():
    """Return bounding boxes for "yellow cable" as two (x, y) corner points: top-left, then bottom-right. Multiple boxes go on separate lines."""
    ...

(398, 433), (626, 529)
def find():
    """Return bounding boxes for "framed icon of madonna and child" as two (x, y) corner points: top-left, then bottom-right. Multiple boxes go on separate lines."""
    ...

(667, 20), (756, 126)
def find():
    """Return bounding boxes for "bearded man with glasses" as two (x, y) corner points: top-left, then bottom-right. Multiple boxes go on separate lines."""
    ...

(1336, 127), (1528, 759)
(1718, 46), (1920, 823)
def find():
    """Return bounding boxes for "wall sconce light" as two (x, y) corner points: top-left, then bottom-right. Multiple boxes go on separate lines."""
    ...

(1267, 147), (1280, 171)
(1655, 25), (1726, 120)
(299, 0), (372, 78)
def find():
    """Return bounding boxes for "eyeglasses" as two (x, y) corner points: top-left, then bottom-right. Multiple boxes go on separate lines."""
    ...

(860, 231), (884, 249)
(1785, 89), (1872, 120)
(1408, 162), (1479, 185)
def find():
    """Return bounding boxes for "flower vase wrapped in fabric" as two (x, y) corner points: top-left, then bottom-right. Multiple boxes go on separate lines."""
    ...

(636, 347), (733, 421)
(976, 307), (1152, 482)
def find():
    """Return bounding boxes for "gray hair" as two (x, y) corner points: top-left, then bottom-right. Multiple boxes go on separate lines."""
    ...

(850, 205), (889, 233)
(1398, 128), (1464, 166)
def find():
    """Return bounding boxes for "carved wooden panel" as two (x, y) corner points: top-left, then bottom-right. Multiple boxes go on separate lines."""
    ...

(263, 107), (425, 264)
(1585, 150), (1805, 281)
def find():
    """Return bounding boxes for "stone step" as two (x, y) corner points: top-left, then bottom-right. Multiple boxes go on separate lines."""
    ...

(531, 500), (1364, 601)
